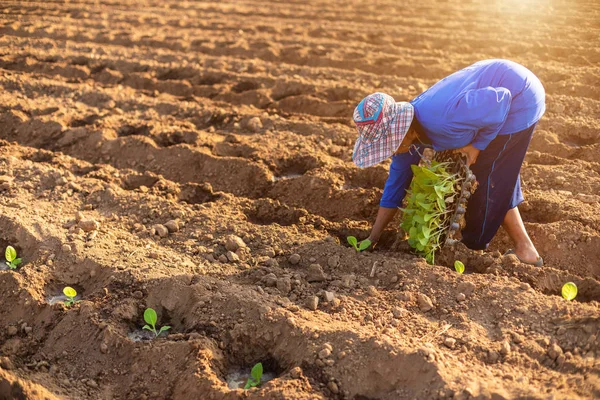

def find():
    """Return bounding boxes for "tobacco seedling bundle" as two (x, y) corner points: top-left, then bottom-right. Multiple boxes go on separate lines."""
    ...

(5, 246), (22, 270)
(244, 362), (263, 389)
(347, 236), (371, 252)
(142, 308), (171, 337)
(400, 161), (461, 264)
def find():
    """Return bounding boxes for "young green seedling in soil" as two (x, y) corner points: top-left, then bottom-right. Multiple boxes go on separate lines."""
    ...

(244, 362), (263, 389)
(454, 260), (465, 274)
(63, 287), (80, 307)
(347, 236), (371, 252)
(400, 161), (460, 264)
(142, 308), (171, 337)
(561, 282), (578, 301)
(5, 246), (22, 270)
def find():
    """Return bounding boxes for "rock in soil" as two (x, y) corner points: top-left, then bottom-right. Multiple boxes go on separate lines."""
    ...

(305, 296), (319, 311)
(306, 263), (326, 282)
(225, 235), (246, 252)
(417, 293), (434, 312)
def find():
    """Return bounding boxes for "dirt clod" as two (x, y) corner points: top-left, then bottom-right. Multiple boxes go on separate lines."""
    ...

(305, 296), (319, 311)
(225, 235), (246, 252)
(307, 263), (326, 282)
(79, 219), (100, 232)
(289, 253), (301, 265)
(417, 293), (434, 312)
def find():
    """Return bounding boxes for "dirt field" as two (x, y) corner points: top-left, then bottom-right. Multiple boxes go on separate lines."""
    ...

(0, 0), (599, 399)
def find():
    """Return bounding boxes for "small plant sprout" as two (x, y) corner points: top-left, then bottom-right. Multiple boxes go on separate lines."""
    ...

(142, 308), (171, 337)
(244, 362), (263, 390)
(347, 236), (371, 252)
(454, 260), (465, 274)
(5, 246), (22, 270)
(561, 282), (578, 301)
(63, 286), (80, 307)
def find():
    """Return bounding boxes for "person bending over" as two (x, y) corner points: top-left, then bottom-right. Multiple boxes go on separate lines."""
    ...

(352, 59), (544, 266)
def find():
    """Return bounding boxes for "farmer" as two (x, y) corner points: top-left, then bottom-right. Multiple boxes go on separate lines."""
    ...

(353, 59), (545, 266)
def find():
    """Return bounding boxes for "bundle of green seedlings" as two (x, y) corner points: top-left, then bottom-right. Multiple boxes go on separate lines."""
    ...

(400, 151), (476, 264)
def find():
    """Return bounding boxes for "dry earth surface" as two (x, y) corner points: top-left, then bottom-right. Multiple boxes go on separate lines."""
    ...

(0, 0), (599, 399)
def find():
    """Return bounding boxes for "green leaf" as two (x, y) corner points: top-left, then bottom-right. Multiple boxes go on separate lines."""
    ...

(251, 362), (263, 383)
(13, 258), (22, 267)
(5, 246), (16, 262)
(358, 239), (371, 251)
(144, 308), (158, 328)
(561, 282), (577, 301)
(347, 236), (358, 248)
(63, 286), (77, 298)
(158, 326), (171, 335)
(142, 325), (153, 331)
(408, 227), (418, 239)
(244, 379), (257, 390)
(454, 260), (465, 274)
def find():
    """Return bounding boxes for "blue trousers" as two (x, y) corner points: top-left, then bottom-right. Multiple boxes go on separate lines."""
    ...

(461, 123), (537, 250)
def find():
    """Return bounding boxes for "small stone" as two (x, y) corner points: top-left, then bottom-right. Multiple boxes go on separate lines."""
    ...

(226, 251), (240, 263)
(488, 350), (499, 363)
(327, 381), (339, 394)
(225, 235), (246, 252)
(289, 254), (301, 265)
(305, 296), (319, 311)
(264, 273), (278, 287)
(87, 379), (98, 389)
(290, 367), (302, 379)
(397, 291), (414, 302)
(444, 337), (456, 349)
(24, 326), (32, 334)
(456, 293), (466, 302)
(218, 254), (228, 263)
(7, 326), (17, 336)
(132, 291), (143, 299)
(341, 274), (355, 288)
(548, 343), (563, 361)
(318, 348), (332, 359)
(100, 343), (108, 354)
(153, 224), (169, 238)
(366, 286), (378, 296)
(520, 282), (531, 290)
(307, 264), (326, 282)
(75, 212), (85, 222)
(277, 278), (292, 295)
(500, 341), (511, 355)
(264, 258), (279, 268)
(392, 307), (408, 318)
(79, 219), (100, 232)
(512, 333), (524, 344)
(62, 244), (72, 252)
(0, 357), (14, 370)
(327, 255), (340, 268)
(457, 281), (476, 296)
(417, 293), (433, 312)
(324, 291), (335, 303)
(246, 117), (263, 132)
(164, 220), (179, 233)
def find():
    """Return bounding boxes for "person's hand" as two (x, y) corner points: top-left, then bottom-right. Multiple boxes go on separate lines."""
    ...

(457, 144), (480, 166)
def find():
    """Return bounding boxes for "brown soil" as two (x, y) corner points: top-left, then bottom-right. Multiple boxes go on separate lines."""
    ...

(0, 0), (599, 399)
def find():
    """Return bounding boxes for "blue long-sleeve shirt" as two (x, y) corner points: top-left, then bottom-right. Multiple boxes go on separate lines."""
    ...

(380, 59), (545, 209)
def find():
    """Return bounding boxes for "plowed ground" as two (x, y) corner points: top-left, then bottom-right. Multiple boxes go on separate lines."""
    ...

(0, 0), (599, 399)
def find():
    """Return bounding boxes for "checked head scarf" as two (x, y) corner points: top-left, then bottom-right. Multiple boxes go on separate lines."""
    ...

(352, 92), (414, 168)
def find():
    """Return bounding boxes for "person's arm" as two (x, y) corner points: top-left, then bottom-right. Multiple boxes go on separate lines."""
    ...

(451, 86), (512, 151)
(368, 145), (423, 246)
(368, 207), (398, 244)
